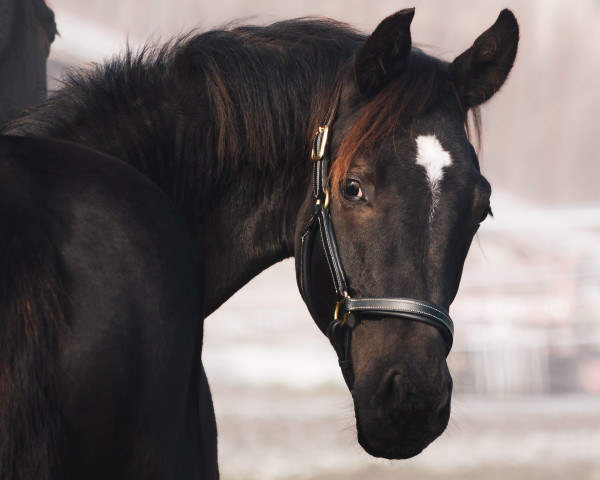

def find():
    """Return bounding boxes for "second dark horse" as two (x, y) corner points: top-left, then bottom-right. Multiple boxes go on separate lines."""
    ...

(0, 0), (56, 124)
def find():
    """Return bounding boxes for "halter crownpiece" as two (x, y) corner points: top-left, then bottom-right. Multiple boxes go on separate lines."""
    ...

(297, 90), (454, 389)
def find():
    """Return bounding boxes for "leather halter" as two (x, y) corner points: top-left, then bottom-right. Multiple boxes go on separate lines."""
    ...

(297, 92), (454, 389)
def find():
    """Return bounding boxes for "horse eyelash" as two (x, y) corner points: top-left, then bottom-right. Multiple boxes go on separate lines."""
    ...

(482, 205), (493, 223)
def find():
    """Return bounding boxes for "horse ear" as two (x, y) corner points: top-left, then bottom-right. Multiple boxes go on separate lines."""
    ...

(449, 9), (519, 109)
(353, 8), (415, 97)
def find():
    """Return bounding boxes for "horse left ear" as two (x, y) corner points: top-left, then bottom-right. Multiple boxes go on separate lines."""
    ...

(449, 9), (519, 109)
(353, 8), (415, 97)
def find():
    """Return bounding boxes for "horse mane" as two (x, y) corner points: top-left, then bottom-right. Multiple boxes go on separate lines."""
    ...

(178, 19), (365, 174)
(6, 19), (364, 187)
(0, 204), (68, 478)
(5, 18), (479, 205)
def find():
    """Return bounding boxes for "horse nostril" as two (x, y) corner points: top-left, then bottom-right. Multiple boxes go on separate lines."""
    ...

(370, 369), (452, 413)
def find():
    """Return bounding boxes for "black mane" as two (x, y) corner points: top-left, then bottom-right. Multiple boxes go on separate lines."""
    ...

(5, 17), (477, 220)
(6, 19), (364, 209)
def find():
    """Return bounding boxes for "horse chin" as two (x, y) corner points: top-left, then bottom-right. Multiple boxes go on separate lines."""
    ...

(356, 427), (426, 459)
(353, 396), (451, 460)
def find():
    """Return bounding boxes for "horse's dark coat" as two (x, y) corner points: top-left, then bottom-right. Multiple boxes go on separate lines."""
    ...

(1, 8), (518, 478)
(0, 136), (217, 479)
(0, 0), (56, 125)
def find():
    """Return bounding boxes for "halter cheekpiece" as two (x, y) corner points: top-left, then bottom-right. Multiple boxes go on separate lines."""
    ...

(297, 90), (455, 389)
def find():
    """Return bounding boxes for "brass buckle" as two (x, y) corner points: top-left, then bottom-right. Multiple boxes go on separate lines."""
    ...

(334, 291), (351, 325)
(311, 125), (329, 161)
(315, 187), (330, 210)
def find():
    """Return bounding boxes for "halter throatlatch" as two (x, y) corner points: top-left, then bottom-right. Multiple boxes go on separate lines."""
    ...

(297, 91), (454, 389)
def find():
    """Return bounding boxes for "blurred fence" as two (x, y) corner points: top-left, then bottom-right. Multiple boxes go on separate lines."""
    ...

(450, 194), (600, 394)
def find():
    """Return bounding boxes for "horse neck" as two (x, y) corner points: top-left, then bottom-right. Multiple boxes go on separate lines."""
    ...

(8, 88), (312, 314)
(197, 165), (310, 315)
(5, 26), (361, 312)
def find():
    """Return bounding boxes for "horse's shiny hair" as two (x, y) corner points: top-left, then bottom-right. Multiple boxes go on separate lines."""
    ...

(332, 49), (481, 194)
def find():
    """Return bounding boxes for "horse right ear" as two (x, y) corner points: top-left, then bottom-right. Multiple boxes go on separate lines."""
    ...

(353, 8), (415, 98)
(449, 9), (519, 110)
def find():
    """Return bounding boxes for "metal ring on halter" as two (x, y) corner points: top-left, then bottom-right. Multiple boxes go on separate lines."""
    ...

(334, 291), (349, 321)
(315, 187), (330, 210)
(311, 125), (329, 161)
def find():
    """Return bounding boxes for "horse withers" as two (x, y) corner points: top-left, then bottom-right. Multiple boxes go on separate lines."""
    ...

(2, 8), (519, 478)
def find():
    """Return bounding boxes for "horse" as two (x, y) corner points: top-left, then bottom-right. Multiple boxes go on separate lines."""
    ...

(0, 0), (56, 125)
(1, 7), (519, 479)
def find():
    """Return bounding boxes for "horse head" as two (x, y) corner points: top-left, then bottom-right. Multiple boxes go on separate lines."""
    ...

(295, 8), (519, 459)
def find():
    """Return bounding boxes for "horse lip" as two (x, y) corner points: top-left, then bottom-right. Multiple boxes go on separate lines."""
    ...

(356, 421), (428, 459)
(353, 384), (451, 459)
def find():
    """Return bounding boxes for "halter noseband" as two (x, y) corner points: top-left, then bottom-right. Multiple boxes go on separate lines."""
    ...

(297, 93), (454, 389)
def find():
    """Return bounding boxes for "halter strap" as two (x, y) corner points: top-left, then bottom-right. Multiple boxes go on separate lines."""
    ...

(343, 297), (454, 347)
(297, 91), (454, 389)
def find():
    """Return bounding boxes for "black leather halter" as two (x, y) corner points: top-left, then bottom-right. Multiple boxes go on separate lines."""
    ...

(297, 94), (454, 389)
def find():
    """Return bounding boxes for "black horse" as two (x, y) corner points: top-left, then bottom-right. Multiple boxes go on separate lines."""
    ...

(0, 0), (56, 125)
(1, 8), (519, 479)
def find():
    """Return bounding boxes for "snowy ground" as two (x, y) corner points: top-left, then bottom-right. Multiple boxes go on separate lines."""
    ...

(213, 386), (600, 480)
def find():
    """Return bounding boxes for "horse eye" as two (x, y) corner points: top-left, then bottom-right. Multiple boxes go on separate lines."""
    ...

(344, 179), (363, 199)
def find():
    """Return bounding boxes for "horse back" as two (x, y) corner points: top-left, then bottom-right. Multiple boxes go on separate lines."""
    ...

(0, 136), (216, 479)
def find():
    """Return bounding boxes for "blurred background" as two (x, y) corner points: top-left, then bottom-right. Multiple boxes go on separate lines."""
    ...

(43, 0), (600, 478)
